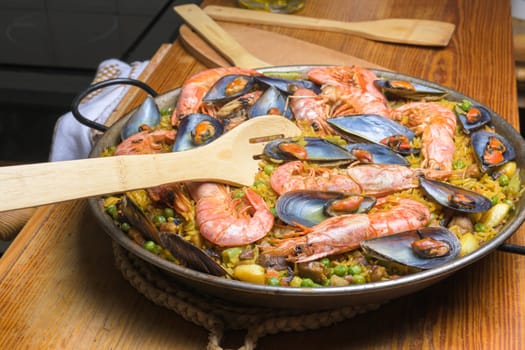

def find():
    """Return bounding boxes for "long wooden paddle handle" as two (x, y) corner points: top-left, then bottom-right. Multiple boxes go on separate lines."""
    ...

(174, 4), (270, 68)
(0, 149), (214, 211)
(205, 5), (353, 34)
(204, 5), (455, 46)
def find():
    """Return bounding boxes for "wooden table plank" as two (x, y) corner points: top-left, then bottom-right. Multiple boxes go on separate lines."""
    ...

(0, 0), (523, 349)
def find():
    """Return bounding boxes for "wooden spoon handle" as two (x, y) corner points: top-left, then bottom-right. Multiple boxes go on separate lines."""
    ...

(174, 4), (270, 68)
(204, 5), (455, 47)
(0, 149), (213, 211)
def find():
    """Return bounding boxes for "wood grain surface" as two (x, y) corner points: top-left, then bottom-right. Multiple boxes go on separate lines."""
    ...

(0, 0), (523, 349)
(178, 23), (389, 69)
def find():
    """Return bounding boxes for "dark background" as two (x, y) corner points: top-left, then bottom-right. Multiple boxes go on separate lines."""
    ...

(0, 0), (523, 164)
(0, 0), (201, 163)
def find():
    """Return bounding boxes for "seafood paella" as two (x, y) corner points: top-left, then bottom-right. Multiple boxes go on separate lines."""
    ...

(100, 65), (523, 288)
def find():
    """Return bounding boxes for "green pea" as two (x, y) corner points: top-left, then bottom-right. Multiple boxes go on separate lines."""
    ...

(106, 204), (118, 219)
(352, 274), (366, 284)
(143, 241), (156, 252)
(300, 278), (316, 287)
(348, 264), (362, 275)
(164, 208), (175, 218)
(253, 180), (266, 186)
(232, 191), (244, 199)
(453, 159), (465, 170)
(267, 277), (281, 286)
(270, 207), (278, 218)
(264, 164), (275, 175)
(152, 245), (162, 255)
(333, 265), (347, 277)
(474, 222), (486, 232)
(498, 174), (509, 186)
(153, 215), (167, 226)
(459, 100), (472, 112)
(120, 222), (131, 232)
(320, 257), (330, 267)
(490, 196), (499, 205)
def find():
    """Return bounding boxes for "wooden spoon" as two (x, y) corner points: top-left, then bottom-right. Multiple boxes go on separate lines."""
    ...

(174, 4), (271, 68)
(0, 115), (301, 211)
(203, 5), (456, 47)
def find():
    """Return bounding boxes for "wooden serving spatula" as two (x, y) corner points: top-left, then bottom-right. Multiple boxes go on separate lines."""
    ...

(204, 5), (456, 47)
(0, 115), (301, 211)
(174, 4), (271, 68)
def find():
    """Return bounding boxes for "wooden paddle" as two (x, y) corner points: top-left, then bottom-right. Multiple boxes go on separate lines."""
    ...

(174, 4), (271, 68)
(204, 5), (456, 47)
(0, 116), (301, 211)
(178, 23), (388, 70)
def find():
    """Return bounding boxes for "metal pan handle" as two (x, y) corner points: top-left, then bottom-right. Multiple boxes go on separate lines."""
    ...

(498, 243), (525, 255)
(71, 78), (158, 132)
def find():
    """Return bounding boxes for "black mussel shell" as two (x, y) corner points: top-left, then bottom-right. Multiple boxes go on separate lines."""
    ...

(327, 114), (416, 155)
(419, 177), (492, 213)
(360, 226), (460, 270)
(255, 75), (321, 95)
(248, 86), (292, 119)
(121, 196), (227, 277)
(374, 79), (447, 101)
(455, 104), (491, 134)
(202, 74), (255, 103)
(276, 190), (376, 227)
(172, 113), (224, 151)
(121, 195), (162, 244)
(471, 130), (516, 172)
(263, 137), (356, 162)
(345, 143), (410, 166)
(121, 95), (161, 140)
(159, 232), (228, 276)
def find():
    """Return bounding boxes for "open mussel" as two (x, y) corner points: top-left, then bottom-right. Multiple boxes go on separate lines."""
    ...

(159, 232), (228, 276)
(172, 113), (223, 151)
(121, 195), (162, 243)
(374, 79), (447, 101)
(121, 195), (227, 276)
(248, 86), (292, 119)
(121, 95), (161, 140)
(327, 114), (417, 155)
(454, 102), (491, 134)
(263, 137), (356, 162)
(255, 75), (321, 95)
(276, 190), (377, 227)
(361, 226), (460, 270)
(202, 74), (255, 103)
(419, 177), (492, 213)
(345, 143), (410, 166)
(471, 130), (516, 173)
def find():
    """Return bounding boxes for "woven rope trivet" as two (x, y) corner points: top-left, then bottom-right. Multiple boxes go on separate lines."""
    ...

(113, 242), (382, 350)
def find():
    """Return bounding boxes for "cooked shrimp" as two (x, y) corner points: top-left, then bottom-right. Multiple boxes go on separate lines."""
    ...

(114, 129), (176, 155)
(289, 87), (334, 135)
(261, 197), (430, 262)
(270, 161), (361, 195)
(172, 66), (261, 125)
(307, 65), (392, 117)
(346, 163), (453, 196)
(188, 183), (274, 247)
(391, 102), (457, 170)
(270, 161), (453, 197)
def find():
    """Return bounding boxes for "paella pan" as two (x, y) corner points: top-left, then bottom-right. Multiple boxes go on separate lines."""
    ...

(82, 65), (525, 310)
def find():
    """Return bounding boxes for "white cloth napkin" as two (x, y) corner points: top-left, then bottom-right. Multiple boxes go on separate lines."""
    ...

(49, 59), (149, 161)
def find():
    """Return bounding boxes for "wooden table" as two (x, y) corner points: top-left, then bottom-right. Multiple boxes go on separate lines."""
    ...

(1, 0), (524, 348)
